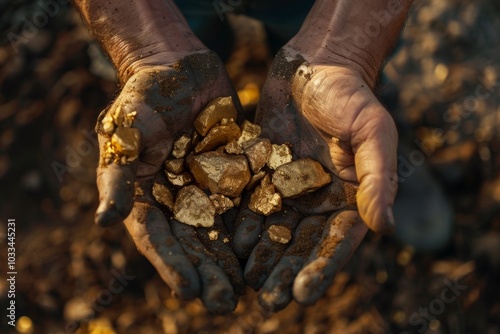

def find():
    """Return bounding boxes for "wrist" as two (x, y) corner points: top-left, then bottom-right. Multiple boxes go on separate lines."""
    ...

(286, 0), (413, 89)
(74, 0), (208, 84)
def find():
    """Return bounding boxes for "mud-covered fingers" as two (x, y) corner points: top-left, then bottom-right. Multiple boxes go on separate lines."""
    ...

(233, 208), (265, 259)
(95, 161), (137, 227)
(244, 207), (302, 291)
(258, 216), (326, 312)
(293, 210), (368, 305)
(123, 202), (200, 300)
(196, 216), (245, 296)
(170, 220), (237, 315)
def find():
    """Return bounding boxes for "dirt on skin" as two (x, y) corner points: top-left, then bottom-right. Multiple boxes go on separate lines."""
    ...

(3, 2), (500, 333)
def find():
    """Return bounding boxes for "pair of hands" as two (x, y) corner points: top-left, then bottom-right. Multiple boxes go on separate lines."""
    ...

(94, 47), (398, 314)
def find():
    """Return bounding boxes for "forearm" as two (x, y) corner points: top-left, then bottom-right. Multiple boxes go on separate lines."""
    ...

(73, 0), (207, 84)
(288, 0), (413, 88)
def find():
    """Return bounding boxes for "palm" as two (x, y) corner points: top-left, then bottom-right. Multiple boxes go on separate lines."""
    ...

(94, 52), (244, 314)
(235, 48), (398, 311)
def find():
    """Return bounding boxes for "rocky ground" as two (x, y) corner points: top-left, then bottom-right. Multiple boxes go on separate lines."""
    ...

(1, 0), (500, 333)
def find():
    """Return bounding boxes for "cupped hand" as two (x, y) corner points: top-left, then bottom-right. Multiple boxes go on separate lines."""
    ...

(233, 47), (398, 311)
(94, 51), (244, 314)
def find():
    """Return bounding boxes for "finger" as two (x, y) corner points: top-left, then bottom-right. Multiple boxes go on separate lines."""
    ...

(123, 202), (200, 300)
(258, 216), (325, 312)
(196, 216), (245, 296)
(293, 210), (368, 305)
(233, 208), (265, 259)
(170, 220), (237, 315)
(351, 104), (398, 233)
(244, 207), (302, 291)
(95, 160), (137, 227)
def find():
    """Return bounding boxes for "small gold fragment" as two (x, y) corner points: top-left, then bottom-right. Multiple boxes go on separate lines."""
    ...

(267, 143), (292, 170)
(172, 134), (192, 159)
(272, 158), (332, 198)
(194, 123), (241, 154)
(152, 183), (175, 211)
(122, 111), (137, 127)
(232, 196), (242, 207)
(135, 186), (144, 197)
(111, 105), (124, 126)
(174, 185), (215, 227)
(209, 194), (235, 215)
(187, 151), (251, 197)
(225, 140), (244, 155)
(223, 237), (230, 243)
(243, 138), (272, 173)
(111, 127), (140, 162)
(268, 225), (292, 244)
(208, 230), (219, 241)
(249, 175), (282, 216)
(192, 131), (201, 146)
(165, 171), (193, 187)
(194, 96), (238, 136)
(237, 120), (261, 145)
(164, 158), (185, 174)
(102, 115), (115, 135)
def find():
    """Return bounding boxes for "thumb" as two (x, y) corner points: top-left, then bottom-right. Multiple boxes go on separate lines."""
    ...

(351, 103), (398, 234)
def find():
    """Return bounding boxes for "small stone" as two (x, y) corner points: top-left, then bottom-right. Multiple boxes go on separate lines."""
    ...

(210, 194), (235, 215)
(194, 123), (241, 154)
(172, 134), (192, 158)
(152, 183), (174, 211)
(165, 171), (193, 187)
(111, 105), (124, 126)
(272, 158), (332, 198)
(135, 186), (144, 197)
(232, 196), (242, 207)
(223, 237), (230, 243)
(267, 143), (292, 169)
(268, 225), (292, 244)
(225, 140), (244, 155)
(246, 170), (266, 190)
(102, 115), (115, 135)
(249, 175), (282, 216)
(111, 127), (140, 161)
(187, 151), (251, 197)
(164, 158), (185, 174)
(123, 111), (137, 127)
(192, 131), (201, 146)
(208, 230), (219, 241)
(194, 96), (238, 136)
(243, 138), (272, 173)
(237, 120), (261, 145)
(174, 185), (215, 227)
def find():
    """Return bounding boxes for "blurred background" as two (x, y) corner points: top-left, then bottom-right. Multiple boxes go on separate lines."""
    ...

(0, 0), (500, 333)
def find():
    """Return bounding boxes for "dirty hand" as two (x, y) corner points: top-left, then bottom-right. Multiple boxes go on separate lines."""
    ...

(94, 51), (245, 314)
(233, 46), (398, 311)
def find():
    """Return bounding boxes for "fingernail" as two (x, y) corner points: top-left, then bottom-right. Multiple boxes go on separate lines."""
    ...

(95, 205), (122, 227)
(386, 206), (395, 233)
